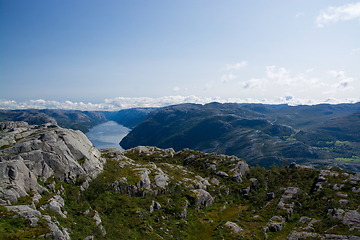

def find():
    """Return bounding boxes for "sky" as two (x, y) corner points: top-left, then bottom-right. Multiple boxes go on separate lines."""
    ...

(0, 0), (359, 111)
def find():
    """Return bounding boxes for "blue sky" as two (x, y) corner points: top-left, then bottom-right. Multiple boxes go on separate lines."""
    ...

(0, 0), (359, 110)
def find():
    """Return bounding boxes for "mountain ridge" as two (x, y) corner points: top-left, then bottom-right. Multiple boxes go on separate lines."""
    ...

(120, 102), (360, 170)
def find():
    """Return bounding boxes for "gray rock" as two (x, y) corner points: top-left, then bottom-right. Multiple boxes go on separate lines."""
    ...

(250, 178), (258, 189)
(242, 186), (251, 194)
(42, 214), (70, 240)
(334, 209), (345, 220)
(298, 216), (312, 223)
(339, 199), (350, 207)
(352, 187), (360, 193)
(225, 221), (243, 233)
(83, 236), (94, 240)
(154, 173), (169, 188)
(208, 164), (217, 171)
(342, 210), (360, 229)
(136, 168), (151, 190)
(317, 176), (327, 182)
(337, 192), (348, 198)
(6, 204), (42, 218)
(216, 171), (229, 178)
(0, 123), (105, 203)
(93, 211), (102, 226)
(190, 189), (214, 208)
(42, 195), (66, 218)
(0, 121), (29, 131)
(151, 200), (161, 210)
(266, 216), (285, 232)
(233, 161), (249, 176)
(211, 178), (220, 186)
(287, 231), (321, 240)
(231, 172), (242, 183)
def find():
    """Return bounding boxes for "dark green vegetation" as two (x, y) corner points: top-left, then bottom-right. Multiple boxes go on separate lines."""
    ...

(120, 102), (360, 170)
(4, 148), (360, 239)
(0, 205), (51, 240)
(0, 109), (107, 133)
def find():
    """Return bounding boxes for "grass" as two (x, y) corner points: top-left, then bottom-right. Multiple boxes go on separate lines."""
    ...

(335, 156), (360, 162)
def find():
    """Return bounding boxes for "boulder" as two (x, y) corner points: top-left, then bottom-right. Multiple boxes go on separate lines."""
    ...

(0, 122), (105, 203)
(250, 178), (258, 189)
(154, 173), (169, 188)
(211, 178), (220, 186)
(189, 189), (214, 208)
(225, 221), (243, 233)
(342, 210), (360, 230)
(216, 171), (229, 178)
(42, 195), (66, 218)
(266, 216), (285, 232)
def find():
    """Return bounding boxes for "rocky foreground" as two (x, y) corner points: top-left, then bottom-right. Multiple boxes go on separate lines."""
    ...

(0, 121), (360, 239)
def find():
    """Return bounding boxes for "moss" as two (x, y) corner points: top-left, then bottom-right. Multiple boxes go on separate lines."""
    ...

(78, 156), (86, 165)
(0, 206), (51, 240)
(0, 144), (12, 150)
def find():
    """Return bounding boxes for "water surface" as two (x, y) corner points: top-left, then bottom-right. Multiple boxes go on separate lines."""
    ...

(85, 121), (130, 149)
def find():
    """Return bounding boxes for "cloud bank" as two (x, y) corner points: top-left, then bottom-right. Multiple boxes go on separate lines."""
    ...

(316, 2), (360, 27)
(1, 96), (359, 112)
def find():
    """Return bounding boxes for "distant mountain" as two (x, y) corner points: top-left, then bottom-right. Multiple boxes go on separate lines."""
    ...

(103, 107), (156, 129)
(0, 109), (107, 132)
(240, 102), (360, 129)
(120, 102), (360, 168)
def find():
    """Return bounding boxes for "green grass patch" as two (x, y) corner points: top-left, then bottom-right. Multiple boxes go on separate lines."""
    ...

(335, 156), (360, 162)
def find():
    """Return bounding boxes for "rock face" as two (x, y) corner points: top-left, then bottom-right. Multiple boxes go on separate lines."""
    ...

(0, 121), (105, 203)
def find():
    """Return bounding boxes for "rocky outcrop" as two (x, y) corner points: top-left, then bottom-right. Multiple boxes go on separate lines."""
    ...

(287, 214), (360, 240)
(5, 204), (70, 240)
(189, 189), (214, 208)
(225, 221), (243, 234)
(0, 122), (105, 203)
(41, 195), (66, 218)
(328, 208), (360, 231)
(266, 216), (286, 232)
(265, 187), (301, 234)
(277, 187), (301, 219)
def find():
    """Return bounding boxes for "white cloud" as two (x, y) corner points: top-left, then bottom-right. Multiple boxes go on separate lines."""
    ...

(0, 99), (115, 111)
(323, 70), (355, 93)
(329, 70), (346, 79)
(316, 2), (360, 27)
(350, 47), (360, 55)
(266, 66), (326, 88)
(296, 12), (304, 18)
(221, 61), (248, 71)
(239, 78), (267, 90)
(266, 66), (290, 83)
(1, 95), (359, 111)
(221, 74), (237, 83)
(203, 81), (214, 91)
(173, 86), (180, 92)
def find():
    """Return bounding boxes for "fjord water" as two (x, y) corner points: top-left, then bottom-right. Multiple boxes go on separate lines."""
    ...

(85, 121), (130, 149)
